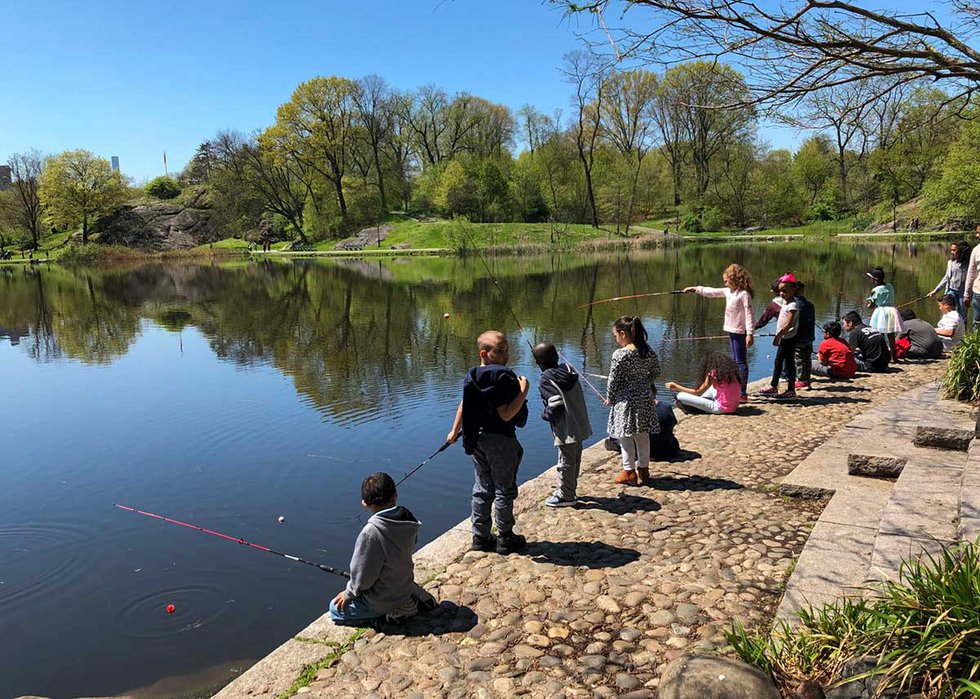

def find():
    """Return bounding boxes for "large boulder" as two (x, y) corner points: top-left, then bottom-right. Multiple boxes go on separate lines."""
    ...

(658, 655), (780, 699)
(92, 191), (220, 250)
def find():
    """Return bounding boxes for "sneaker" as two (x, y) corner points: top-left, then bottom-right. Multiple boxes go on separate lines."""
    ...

(471, 534), (497, 552)
(614, 469), (638, 486)
(496, 532), (527, 555)
(794, 381), (810, 389)
(776, 390), (797, 399)
(636, 467), (651, 485)
(757, 386), (778, 396)
(545, 495), (577, 508)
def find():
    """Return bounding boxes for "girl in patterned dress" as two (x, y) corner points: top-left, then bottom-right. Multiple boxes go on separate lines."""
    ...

(866, 266), (903, 360)
(604, 316), (661, 486)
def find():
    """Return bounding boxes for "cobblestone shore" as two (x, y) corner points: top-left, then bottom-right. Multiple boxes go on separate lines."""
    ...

(226, 361), (945, 699)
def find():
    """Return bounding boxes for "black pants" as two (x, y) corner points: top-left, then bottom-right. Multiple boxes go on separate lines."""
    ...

(771, 337), (798, 389)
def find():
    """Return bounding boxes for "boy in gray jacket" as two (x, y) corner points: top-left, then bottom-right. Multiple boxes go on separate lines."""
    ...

(533, 342), (593, 507)
(330, 472), (433, 626)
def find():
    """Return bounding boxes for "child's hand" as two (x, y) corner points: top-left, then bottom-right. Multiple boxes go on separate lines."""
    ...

(518, 376), (529, 394)
(683, 286), (695, 293)
(665, 381), (679, 391)
(746, 334), (754, 348)
(447, 430), (459, 443)
(602, 398), (610, 407)
(332, 591), (347, 610)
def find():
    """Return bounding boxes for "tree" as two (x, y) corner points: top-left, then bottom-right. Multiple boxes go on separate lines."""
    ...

(353, 75), (394, 213)
(923, 118), (980, 222)
(563, 50), (607, 228)
(602, 69), (658, 233)
(145, 176), (181, 199)
(558, 2), (980, 110)
(793, 136), (835, 207)
(6, 149), (46, 248)
(40, 150), (127, 243)
(661, 62), (754, 200)
(182, 141), (216, 184)
(267, 76), (360, 220)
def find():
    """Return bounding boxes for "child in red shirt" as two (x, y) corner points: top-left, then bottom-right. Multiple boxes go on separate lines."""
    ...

(812, 321), (857, 379)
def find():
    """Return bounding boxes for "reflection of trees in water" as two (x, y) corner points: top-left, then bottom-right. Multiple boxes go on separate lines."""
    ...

(0, 244), (949, 417)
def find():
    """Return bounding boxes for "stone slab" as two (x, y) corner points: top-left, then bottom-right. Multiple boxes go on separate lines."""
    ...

(846, 454), (905, 479)
(785, 521), (876, 598)
(868, 533), (956, 582)
(913, 426), (975, 451)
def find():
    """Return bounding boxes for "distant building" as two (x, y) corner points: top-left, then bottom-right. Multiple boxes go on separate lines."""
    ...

(111, 156), (120, 173)
(0, 165), (11, 190)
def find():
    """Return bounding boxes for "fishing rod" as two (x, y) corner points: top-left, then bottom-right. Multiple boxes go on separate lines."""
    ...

(672, 332), (776, 342)
(579, 290), (683, 309)
(114, 503), (351, 579)
(462, 233), (607, 402)
(897, 295), (930, 309)
(396, 438), (455, 486)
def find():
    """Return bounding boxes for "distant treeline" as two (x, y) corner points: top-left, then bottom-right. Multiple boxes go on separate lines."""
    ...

(4, 56), (980, 247)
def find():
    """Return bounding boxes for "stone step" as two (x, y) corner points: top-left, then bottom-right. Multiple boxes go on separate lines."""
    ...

(960, 441), (980, 542)
(776, 382), (977, 622)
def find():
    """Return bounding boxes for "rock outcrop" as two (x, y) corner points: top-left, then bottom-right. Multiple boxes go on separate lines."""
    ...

(92, 189), (220, 250)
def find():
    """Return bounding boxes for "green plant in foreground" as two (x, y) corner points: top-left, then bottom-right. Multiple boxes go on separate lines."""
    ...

(940, 330), (980, 402)
(728, 539), (980, 697)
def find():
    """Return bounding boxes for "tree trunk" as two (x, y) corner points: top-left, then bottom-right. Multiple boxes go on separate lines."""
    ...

(578, 150), (599, 228)
(82, 213), (89, 244)
(335, 179), (348, 218)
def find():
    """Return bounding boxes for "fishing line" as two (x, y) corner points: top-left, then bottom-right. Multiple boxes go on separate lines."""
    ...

(461, 230), (607, 402)
(114, 504), (352, 578)
(673, 332), (776, 342)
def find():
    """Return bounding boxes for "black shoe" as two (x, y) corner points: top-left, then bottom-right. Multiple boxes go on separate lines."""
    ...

(496, 532), (527, 555)
(471, 534), (497, 552)
(603, 437), (621, 453)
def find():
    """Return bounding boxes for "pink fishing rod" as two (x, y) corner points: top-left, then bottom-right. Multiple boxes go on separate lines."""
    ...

(673, 332), (776, 342)
(114, 504), (351, 578)
(579, 290), (682, 309)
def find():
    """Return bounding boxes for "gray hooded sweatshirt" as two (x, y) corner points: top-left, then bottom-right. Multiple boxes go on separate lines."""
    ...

(345, 505), (420, 614)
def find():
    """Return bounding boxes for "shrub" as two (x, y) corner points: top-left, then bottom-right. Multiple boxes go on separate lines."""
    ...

(680, 211), (702, 232)
(700, 206), (725, 232)
(52, 243), (140, 265)
(728, 539), (980, 697)
(144, 176), (181, 200)
(940, 330), (980, 401)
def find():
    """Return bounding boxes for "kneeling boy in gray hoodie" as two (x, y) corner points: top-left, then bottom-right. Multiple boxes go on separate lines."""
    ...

(330, 472), (434, 625)
(533, 342), (593, 508)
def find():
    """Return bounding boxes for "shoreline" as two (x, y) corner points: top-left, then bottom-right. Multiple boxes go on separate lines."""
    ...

(0, 228), (957, 267)
(211, 361), (949, 699)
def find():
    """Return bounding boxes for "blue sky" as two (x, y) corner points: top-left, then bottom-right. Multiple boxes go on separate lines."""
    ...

(1, 0), (799, 182)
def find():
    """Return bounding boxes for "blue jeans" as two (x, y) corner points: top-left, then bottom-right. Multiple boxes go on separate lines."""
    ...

(471, 433), (522, 538)
(329, 594), (381, 626)
(972, 292), (980, 329)
(729, 333), (748, 396)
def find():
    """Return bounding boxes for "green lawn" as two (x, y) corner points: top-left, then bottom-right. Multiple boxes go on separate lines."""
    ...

(376, 219), (639, 250)
(680, 218), (863, 238)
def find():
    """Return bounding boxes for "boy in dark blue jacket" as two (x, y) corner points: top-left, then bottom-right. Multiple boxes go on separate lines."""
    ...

(447, 330), (529, 555)
(532, 342), (593, 508)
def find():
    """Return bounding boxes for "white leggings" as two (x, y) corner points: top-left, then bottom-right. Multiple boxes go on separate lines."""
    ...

(676, 386), (725, 414)
(618, 432), (650, 471)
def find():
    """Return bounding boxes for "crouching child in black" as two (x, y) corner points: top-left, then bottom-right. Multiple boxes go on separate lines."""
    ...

(447, 330), (529, 555)
(532, 342), (593, 508)
(330, 472), (436, 626)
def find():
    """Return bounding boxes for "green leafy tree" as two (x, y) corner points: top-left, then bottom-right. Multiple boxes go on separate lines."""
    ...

(793, 136), (835, 207)
(922, 118), (980, 222)
(6, 149), (47, 248)
(40, 149), (127, 243)
(145, 176), (181, 199)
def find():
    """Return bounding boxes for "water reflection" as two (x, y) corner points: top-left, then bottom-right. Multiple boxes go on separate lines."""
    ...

(0, 243), (947, 698)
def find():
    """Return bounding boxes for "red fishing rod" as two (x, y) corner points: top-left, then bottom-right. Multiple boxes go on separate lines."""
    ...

(114, 504), (352, 578)
(579, 290), (682, 309)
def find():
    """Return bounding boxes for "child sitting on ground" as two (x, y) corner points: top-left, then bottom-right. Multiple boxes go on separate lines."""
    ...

(330, 472), (435, 626)
(447, 330), (529, 555)
(841, 311), (890, 372)
(936, 293), (966, 351)
(898, 309), (944, 359)
(811, 321), (857, 379)
(532, 341), (593, 508)
(665, 352), (742, 415)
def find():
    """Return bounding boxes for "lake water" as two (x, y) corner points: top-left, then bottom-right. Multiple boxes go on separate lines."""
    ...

(0, 241), (945, 698)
